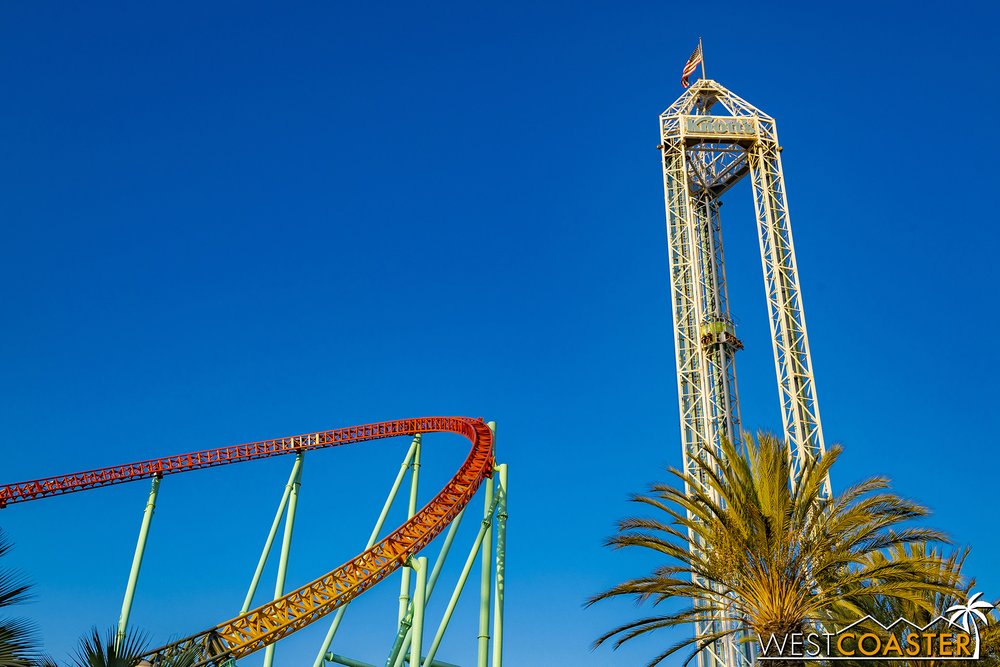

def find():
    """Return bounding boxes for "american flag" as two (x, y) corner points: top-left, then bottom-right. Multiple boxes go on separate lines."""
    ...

(681, 41), (703, 88)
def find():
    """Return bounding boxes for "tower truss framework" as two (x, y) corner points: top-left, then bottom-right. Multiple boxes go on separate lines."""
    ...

(659, 79), (831, 667)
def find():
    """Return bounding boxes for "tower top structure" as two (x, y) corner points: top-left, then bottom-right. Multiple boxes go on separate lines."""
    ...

(660, 79), (781, 198)
(662, 78), (773, 120)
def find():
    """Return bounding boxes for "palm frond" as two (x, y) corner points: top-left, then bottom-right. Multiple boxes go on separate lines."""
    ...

(69, 627), (148, 667)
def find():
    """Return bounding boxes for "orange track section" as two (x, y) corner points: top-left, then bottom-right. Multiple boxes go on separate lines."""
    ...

(0, 416), (495, 666)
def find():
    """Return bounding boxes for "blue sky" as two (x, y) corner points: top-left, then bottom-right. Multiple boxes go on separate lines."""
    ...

(1, 1), (997, 665)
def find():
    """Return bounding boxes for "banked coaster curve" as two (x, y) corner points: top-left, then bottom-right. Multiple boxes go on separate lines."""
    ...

(0, 416), (496, 666)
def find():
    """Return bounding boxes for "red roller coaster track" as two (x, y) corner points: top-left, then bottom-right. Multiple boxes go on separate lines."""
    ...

(0, 416), (496, 666)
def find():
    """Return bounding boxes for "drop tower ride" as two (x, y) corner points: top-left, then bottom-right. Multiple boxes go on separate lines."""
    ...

(659, 79), (831, 667)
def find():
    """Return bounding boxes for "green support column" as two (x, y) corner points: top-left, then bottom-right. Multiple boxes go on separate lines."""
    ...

(477, 422), (496, 667)
(314, 438), (420, 667)
(423, 495), (499, 667)
(263, 452), (304, 667)
(117, 475), (161, 648)
(491, 462), (508, 667)
(398, 435), (421, 624)
(242, 455), (305, 613)
(387, 506), (467, 667)
(410, 557), (427, 667)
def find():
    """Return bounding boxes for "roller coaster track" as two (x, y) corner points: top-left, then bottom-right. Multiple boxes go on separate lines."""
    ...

(0, 416), (496, 666)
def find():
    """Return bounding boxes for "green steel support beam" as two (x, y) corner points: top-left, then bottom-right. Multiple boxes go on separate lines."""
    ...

(387, 622), (410, 667)
(410, 557), (427, 667)
(313, 437), (420, 667)
(477, 422), (497, 667)
(263, 451), (304, 667)
(388, 506), (467, 667)
(426, 507), (465, 596)
(423, 493), (500, 667)
(404, 658), (461, 667)
(326, 655), (378, 667)
(117, 475), (161, 648)
(328, 654), (459, 667)
(241, 455), (305, 613)
(398, 435), (421, 624)
(491, 462), (508, 667)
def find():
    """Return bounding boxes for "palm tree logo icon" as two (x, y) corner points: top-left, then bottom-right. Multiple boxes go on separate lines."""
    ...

(947, 592), (994, 631)
(945, 591), (994, 658)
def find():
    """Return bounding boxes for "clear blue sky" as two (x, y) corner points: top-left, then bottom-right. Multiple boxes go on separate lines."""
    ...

(1, 2), (997, 665)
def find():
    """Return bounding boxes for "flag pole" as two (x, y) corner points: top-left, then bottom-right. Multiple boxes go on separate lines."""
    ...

(699, 37), (706, 80)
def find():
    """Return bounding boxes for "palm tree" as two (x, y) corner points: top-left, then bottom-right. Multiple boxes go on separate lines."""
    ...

(35, 626), (196, 667)
(588, 432), (958, 667)
(67, 627), (149, 667)
(843, 545), (1000, 667)
(0, 529), (42, 667)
